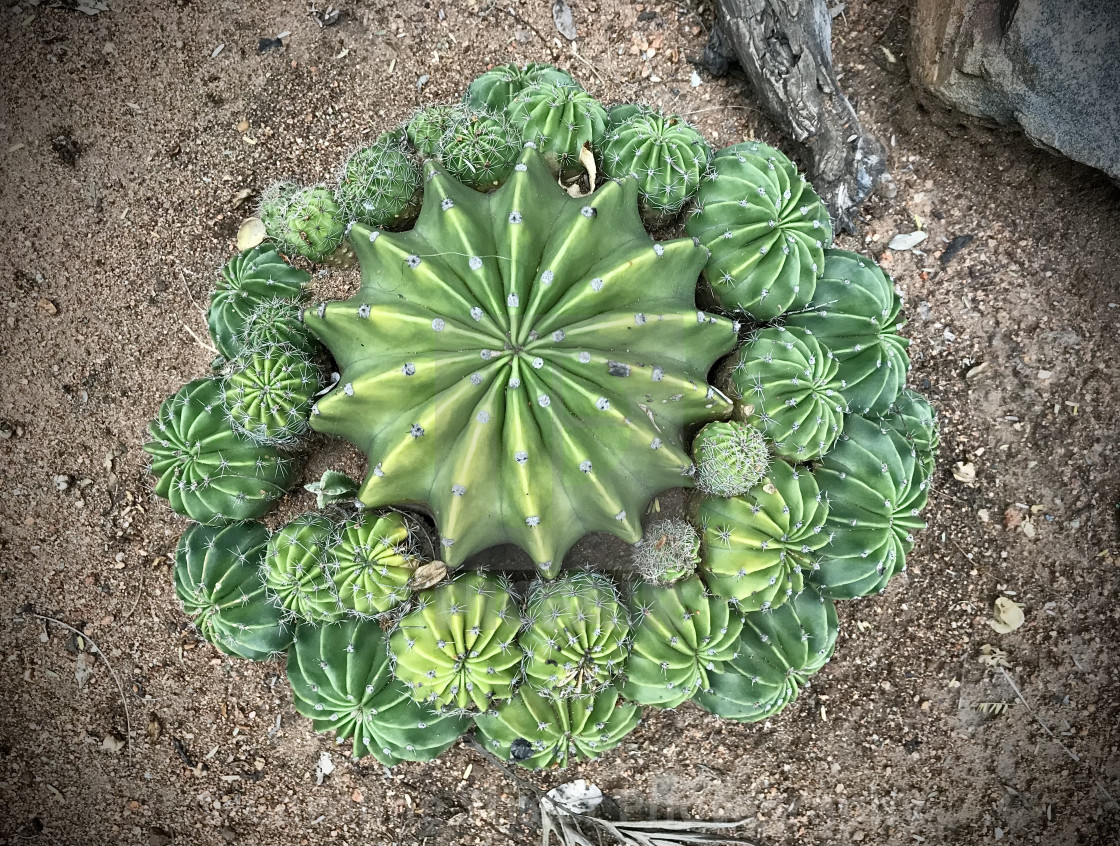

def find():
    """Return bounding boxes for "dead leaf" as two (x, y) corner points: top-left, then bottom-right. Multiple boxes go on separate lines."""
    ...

(230, 188), (253, 208)
(236, 217), (266, 251)
(978, 643), (1012, 668)
(409, 560), (448, 590)
(102, 734), (126, 754)
(990, 596), (1025, 633)
(952, 461), (977, 484)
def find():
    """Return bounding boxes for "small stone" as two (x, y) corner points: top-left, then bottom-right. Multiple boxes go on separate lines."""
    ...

(220, 828), (237, 843)
(148, 827), (173, 846)
(952, 462), (976, 484)
(351, 789), (363, 803)
(37, 298), (58, 315)
(977, 509), (990, 523)
(887, 231), (927, 251)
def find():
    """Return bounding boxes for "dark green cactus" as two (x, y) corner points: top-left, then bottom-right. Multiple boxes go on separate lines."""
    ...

(337, 134), (423, 229)
(222, 344), (323, 445)
(632, 517), (701, 585)
(438, 108), (522, 191)
(260, 183), (345, 262)
(727, 326), (848, 461)
(475, 686), (640, 770)
(144, 378), (299, 524)
(519, 571), (630, 698)
(466, 62), (579, 111)
(287, 619), (468, 764)
(686, 142), (833, 320)
(173, 521), (292, 660)
(600, 109), (710, 223)
(407, 105), (460, 158)
(880, 389), (939, 477)
(695, 586), (838, 722)
(302, 147), (736, 578)
(207, 246), (310, 362)
(326, 510), (417, 617)
(813, 413), (931, 599)
(508, 83), (608, 178)
(782, 249), (910, 414)
(698, 459), (830, 610)
(620, 576), (744, 708)
(263, 513), (343, 622)
(389, 572), (522, 711)
(692, 420), (770, 498)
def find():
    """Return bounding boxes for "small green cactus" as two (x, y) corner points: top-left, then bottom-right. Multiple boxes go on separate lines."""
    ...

(337, 134), (423, 229)
(727, 326), (848, 461)
(144, 378), (299, 524)
(222, 344), (323, 445)
(304, 469), (360, 509)
(326, 511), (417, 618)
(782, 249), (910, 414)
(238, 296), (318, 356)
(207, 246), (310, 362)
(173, 521), (292, 661)
(620, 576), (743, 708)
(508, 83), (608, 178)
(466, 62), (579, 111)
(813, 413), (931, 599)
(880, 389), (939, 477)
(686, 142), (833, 320)
(698, 459), (830, 610)
(438, 108), (522, 190)
(260, 182), (345, 262)
(632, 518), (701, 585)
(389, 572), (522, 711)
(263, 513), (343, 622)
(692, 420), (770, 498)
(695, 586), (838, 722)
(475, 686), (640, 770)
(407, 105), (460, 158)
(520, 571), (630, 698)
(600, 109), (710, 223)
(287, 619), (469, 764)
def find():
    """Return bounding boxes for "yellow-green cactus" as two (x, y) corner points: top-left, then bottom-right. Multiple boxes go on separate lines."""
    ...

(326, 511), (418, 618)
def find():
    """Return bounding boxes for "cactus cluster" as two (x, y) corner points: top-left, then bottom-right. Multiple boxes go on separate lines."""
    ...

(148, 61), (937, 772)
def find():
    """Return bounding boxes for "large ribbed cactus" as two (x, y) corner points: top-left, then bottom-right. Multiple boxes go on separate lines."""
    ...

(303, 147), (736, 577)
(287, 619), (468, 764)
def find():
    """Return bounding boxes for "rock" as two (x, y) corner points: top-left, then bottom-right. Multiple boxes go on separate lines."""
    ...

(911, 0), (1120, 181)
(888, 231), (927, 251)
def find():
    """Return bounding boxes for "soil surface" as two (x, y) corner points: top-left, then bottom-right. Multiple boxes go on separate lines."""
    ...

(2, 1), (1119, 845)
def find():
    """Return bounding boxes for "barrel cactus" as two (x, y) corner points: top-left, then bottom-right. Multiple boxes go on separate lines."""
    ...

(260, 183), (345, 262)
(144, 378), (299, 524)
(326, 510), (418, 617)
(389, 572), (522, 711)
(475, 686), (640, 770)
(466, 62), (579, 111)
(632, 517), (701, 585)
(407, 105), (459, 158)
(520, 571), (630, 698)
(173, 521), (292, 661)
(239, 296), (319, 356)
(880, 389), (939, 477)
(698, 459), (830, 610)
(508, 84), (608, 178)
(620, 576), (743, 708)
(263, 513), (343, 622)
(686, 142), (832, 320)
(692, 420), (770, 498)
(287, 619), (468, 764)
(438, 108), (522, 190)
(303, 146), (736, 578)
(222, 344), (322, 445)
(337, 134), (423, 229)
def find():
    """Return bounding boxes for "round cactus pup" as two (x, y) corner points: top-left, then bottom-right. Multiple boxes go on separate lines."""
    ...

(686, 141), (833, 320)
(287, 618), (469, 764)
(631, 518), (701, 585)
(519, 571), (630, 698)
(143, 378), (299, 525)
(695, 585), (838, 722)
(261, 182), (346, 262)
(727, 326), (848, 461)
(879, 389), (939, 477)
(698, 458), (830, 610)
(389, 571), (522, 711)
(620, 576), (743, 708)
(782, 249), (910, 415)
(692, 420), (770, 498)
(263, 513), (343, 623)
(258, 180), (298, 242)
(325, 510), (418, 617)
(475, 686), (640, 770)
(466, 62), (580, 111)
(605, 102), (651, 133)
(437, 108), (522, 191)
(508, 83), (608, 179)
(238, 296), (319, 356)
(406, 105), (460, 158)
(337, 134), (423, 230)
(222, 344), (323, 445)
(813, 413), (931, 599)
(173, 521), (292, 661)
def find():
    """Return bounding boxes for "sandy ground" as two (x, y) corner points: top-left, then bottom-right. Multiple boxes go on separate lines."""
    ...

(1, 1), (1119, 844)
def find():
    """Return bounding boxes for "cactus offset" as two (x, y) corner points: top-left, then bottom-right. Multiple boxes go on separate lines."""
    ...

(698, 459), (830, 610)
(438, 108), (522, 191)
(223, 344), (323, 445)
(692, 420), (770, 498)
(880, 389), (939, 477)
(509, 84), (608, 178)
(326, 511), (417, 617)
(287, 619), (468, 764)
(239, 296), (319, 356)
(173, 521), (292, 660)
(337, 134), (423, 229)
(261, 183), (345, 262)
(303, 147), (735, 577)
(407, 105), (460, 158)
(475, 686), (640, 770)
(632, 517), (701, 585)
(466, 62), (579, 111)
(144, 378), (299, 524)
(263, 513), (343, 622)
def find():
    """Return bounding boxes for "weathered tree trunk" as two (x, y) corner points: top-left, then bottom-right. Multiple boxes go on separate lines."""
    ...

(708, 0), (889, 231)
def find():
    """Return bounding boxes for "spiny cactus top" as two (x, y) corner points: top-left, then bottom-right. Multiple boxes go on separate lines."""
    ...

(143, 378), (299, 525)
(326, 510), (417, 617)
(287, 619), (468, 765)
(438, 108), (522, 191)
(222, 344), (322, 445)
(632, 517), (701, 585)
(698, 459), (830, 610)
(263, 513), (343, 623)
(475, 686), (640, 770)
(782, 249), (909, 415)
(260, 183), (346, 262)
(686, 141), (832, 321)
(389, 572), (523, 711)
(466, 62), (579, 111)
(337, 134), (423, 230)
(173, 521), (292, 661)
(692, 420), (771, 498)
(238, 296), (319, 357)
(880, 389), (939, 476)
(304, 147), (736, 577)
(407, 105), (459, 158)
(508, 84), (608, 178)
